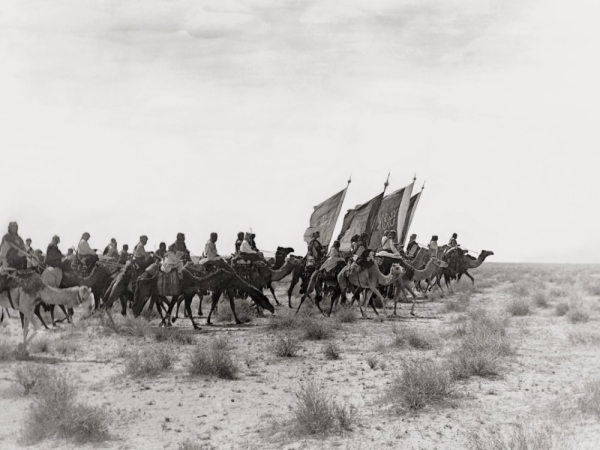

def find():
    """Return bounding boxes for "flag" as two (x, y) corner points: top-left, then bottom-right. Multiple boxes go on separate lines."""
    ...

(368, 182), (414, 248)
(339, 192), (385, 252)
(303, 184), (349, 247)
(399, 190), (422, 246)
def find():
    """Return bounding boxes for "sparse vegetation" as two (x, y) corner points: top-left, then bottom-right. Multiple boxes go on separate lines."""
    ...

(291, 381), (356, 435)
(271, 333), (302, 357)
(392, 325), (434, 349)
(124, 346), (177, 378)
(302, 320), (333, 341)
(267, 314), (301, 331)
(29, 337), (50, 354)
(323, 341), (342, 360)
(578, 379), (600, 418)
(334, 307), (356, 323)
(567, 307), (590, 324)
(531, 289), (549, 308)
(366, 355), (379, 369)
(568, 331), (600, 346)
(387, 359), (453, 411)
(216, 299), (254, 323)
(14, 364), (50, 395)
(0, 338), (15, 361)
(467, 420), (571, 450)
(188, 342), (239, 379)
(21, 372), (109, 444)
(555, 302), (570, 316)
(154, 328), (195, 345)
(506, 297), (531, 316)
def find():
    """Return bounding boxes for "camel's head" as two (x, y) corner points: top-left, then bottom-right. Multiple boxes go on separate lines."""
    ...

(390, 264), (406, 275)
(432, 258), (448, 268)
(77, 286), (94, 316)
(285, 255), (304, 268)
(481, 250), (494, 258)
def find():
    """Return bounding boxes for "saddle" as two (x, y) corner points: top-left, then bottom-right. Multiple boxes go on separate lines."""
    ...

(157, 270), (180, 296)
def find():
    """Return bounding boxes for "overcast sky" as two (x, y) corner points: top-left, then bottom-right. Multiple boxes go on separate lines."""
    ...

(1, 0), (598, 263)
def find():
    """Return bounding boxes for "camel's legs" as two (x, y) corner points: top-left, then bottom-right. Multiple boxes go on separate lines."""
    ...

(197, 294), (204, 316)
(183, 295), (201, 330)
(287, 272), (301, 308)
(206, 290), (221, 325)
(370, 288), (388, 317)
(463, 271), (475, 285)
(226, 291), (242, 325)
(267, 282), (281, 306)
(33, 305), (51, 330)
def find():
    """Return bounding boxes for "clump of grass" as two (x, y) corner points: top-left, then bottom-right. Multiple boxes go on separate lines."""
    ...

(270, 333), (302, 357)
(509, 283), (530, 299)
(531, 289), (549, 308)
(548, 287), (567, 299)
(467, 421), (571, 450)
(118, 316), (153, 337)
(334, 307), (356, 323)
(555, 302), (570, 316)
(567, 307), (590, 324)
(366, 355), (379, 369)
(386, 359), (453, 411)
(392, 325), (434, 349)
(21, 372), (109, 444)
(506, 297), (531, 316)
(323, 341), (342, 360)
(216, 299), (254, 323)
(188, 342), (238, 379)
(267, 314), (301, 331)
(153, 328), (195, 345)
(14, 364), (50, 395)
(29, 338), (50, 354)
(178, 438), (209, 450)
(568, 331), (600, 346)
(443, 298), (468, 313)
(211, 335), (232, 351)
(302, 320), (333, 340)
(54, 340), (77, 355)
(578, 379), (600, 418)
(124, 346), (176, 378)
(584, 282), (600, 297)
(291, 381), (356, 435)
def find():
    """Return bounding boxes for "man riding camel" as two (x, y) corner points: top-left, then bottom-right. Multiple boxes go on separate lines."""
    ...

(381, 230), (400, 255)
(235, 232), (244, 254)
(103, 238), (119, 258)
(171, 233), (191, 263)
(133, 235), (154, 270)
(161, 244), (185, 278)
(320, 240), (345, 273)
(77, 232), (99, 267)
(307, 231), (325, 265)
(0, 222), (30, 270)
(239, 232), (260, 262)
(204, 233), (221, 261)
(405, 233), (419, 259)
(46, 235), (68, 271)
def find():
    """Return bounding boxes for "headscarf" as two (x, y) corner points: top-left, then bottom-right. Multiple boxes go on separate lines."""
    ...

(1, 222), (26, 251)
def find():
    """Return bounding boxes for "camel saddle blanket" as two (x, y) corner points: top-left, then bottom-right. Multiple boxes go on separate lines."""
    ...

(157, 270), (180, 296)
(41, 267), (63, 288)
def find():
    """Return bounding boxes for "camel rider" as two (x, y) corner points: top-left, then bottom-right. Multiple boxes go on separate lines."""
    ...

(249, 233), (258, 252)
(134, 235), (154, 270)
(354, 233), (372, 268)
(25, 238), (33, 254)
(448, 233), (458, 249)
(0, 222), (30, 270)
(204, 233), (221, 261)
(350, 234), (360, 253)
(381, 230), (400, 255)
(155, 242), (167, 259)
(428, 235), (439, 258)
(406, 234), (419, 260)
(65, 248), (76, 263)
(171, 233), (191, 263)
(77, 232), (99, 267)
(239, 233), (260, 262)
(235, 232), (244, 254)
(321, 240), (345, 273)
(381, 230), (390, 248)
(307, 231), (325, 265)
(103, 238), (119, 258)
(161, 244), (185, 278)
(46, 235), (69, 271)
(118, 244), (129, 265)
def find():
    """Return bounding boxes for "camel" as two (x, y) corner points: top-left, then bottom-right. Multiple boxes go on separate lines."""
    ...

(394, 257), (448, 316)
(295, 261), (347, 316)
(133, 268), (274, 329)
(442, 249), (494, 291)
(286, 256), (319, 309)
(334, 263), (405, 318)
(0, 272), (93, 352)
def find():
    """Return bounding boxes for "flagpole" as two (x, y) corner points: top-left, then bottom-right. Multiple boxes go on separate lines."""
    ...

(327, 175), (351, 248)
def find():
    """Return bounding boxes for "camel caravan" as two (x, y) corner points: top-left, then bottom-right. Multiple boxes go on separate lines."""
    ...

(0, 176), (493, 353)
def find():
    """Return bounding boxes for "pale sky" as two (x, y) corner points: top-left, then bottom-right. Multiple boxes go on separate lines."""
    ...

(1, 0), (598, 263)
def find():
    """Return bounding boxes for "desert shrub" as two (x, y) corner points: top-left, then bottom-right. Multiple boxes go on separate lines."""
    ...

(467, 420), (571, 450)
(216, 299), (254, 323)
(548, 287), (568, 299)
(21, 372), (109, 444)
(555, 302), (570, 316)
(270, 333), (301, 357)
(509, 283), (530, 299)
(211, 335), (232, 351)
(29, 338), (50, 354)
(531, 290), (549, 308)
(568, 331), (600, 346)
(178, 439), (210, 450)
(584, 282), (600, 297)
(302, 320), (333, 341)
(392, 325), (434, 349)
(291, 381), (356, 435)
(387, 359), (453, 411)
(118, 316), (153, 337)
(506, 297), (531, 316)
(366, 355), (379, 369)
(188, 343), (238, 379)
(443, 297), (468, 313)
(124, 346), (176, 378)
(334, 307), (356, 323)
(14, 364), (50, 395)
(468, 308), (509, 336)
(267, 314), (301, 331)
(153, 328), (195, 345)
(567, 307), (590, 324)
(54, 340), (77, 355)
(323, 341), (342, 360)
(578, 379), (600, 418)
(0, 338), (13, 362)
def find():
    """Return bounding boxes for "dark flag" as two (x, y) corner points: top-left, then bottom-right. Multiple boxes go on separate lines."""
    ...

(303, 181), (350, 248)
(399, 190), (422, 246)
(368, 181), (414, 248)
(339, 192), (385, 252)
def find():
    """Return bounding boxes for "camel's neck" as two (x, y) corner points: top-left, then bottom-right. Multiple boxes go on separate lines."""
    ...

(412, 260), (438, 281)
(270, 262), (297, 282)
(38, 285), (80, 306)
(469, 254), (488, 269)
(375, 265), (398, 286)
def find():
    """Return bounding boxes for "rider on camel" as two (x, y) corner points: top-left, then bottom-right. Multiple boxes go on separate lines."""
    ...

(133, 235), (154, 270)
(235, 232), (244, 254)
(0, 222), (29, 270)
(381, 230), (400, 255)
(307, 231), (325, 264)
(171, 233), (191, 263)
(405, 233), (419, 259)
(77, 232), (99, 267)
(321, 240), (345, 273)
(239, 233), (260, 262)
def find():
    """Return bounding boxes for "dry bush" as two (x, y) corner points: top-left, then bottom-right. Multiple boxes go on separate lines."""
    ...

(443, 294), (469, 313)
(270, 333), (302, 357)
(334, 306), (356, 323)
(506, 297), (531, 316)
(216, 299), (254, 323)
(178, 439), (213, 450)
(302, 320), (333, 341)
(153, 328), (195, 345)
(509, 283), (530, 299)
(467, 420), (572, 450)
(567, 307), (590, 324)
(531, 289), (549, 308)
(366, 355), (379, 369)
(548, 287), (568, 300)
(387, 359), (453, 412)
(29, 338), (50, 354)
(584, 282), (600, 297)
(14, 364), (50, 395)
(118, 316), (153, 337)
(392, 325), (434, 350)
(291, 381), (356, 435)
(555, 302), (570, 316)
(21, 372), (109, 444)
(124, 346), (176, 378)
(323, 341), (342, 360)
(54, 340), (77, 356)
(267, 314), (301, 331)
(188, 342), (238, 379)
(578, 379), (600, 418)
(568, 331), (600, 346)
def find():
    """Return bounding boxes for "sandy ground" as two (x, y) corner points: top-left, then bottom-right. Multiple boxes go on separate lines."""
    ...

(1, 263), (600, 449)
